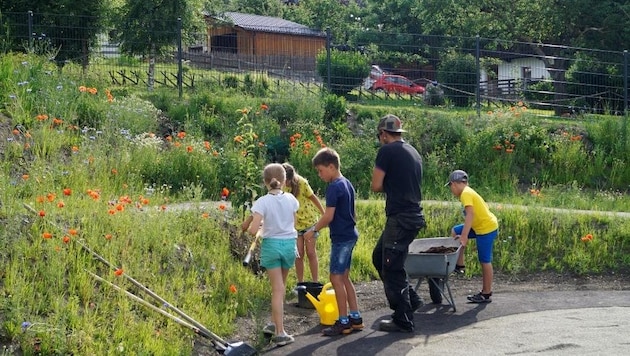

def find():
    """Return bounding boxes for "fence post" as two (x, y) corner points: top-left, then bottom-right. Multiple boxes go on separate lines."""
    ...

(177, 17), (183, 99)
(475, 35), (480, 118)
(28, 11), (33, 53)
(326, 27), (331, 92)
(624, 50), (628, 153)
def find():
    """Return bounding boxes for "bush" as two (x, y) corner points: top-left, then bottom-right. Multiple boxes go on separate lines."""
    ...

(322, 94), (346, 125)
(316, 49), (370, 96)
(437, 52), (477, 107)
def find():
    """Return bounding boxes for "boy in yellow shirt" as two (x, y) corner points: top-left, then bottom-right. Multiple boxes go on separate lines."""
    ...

(446, 170), (499, 303)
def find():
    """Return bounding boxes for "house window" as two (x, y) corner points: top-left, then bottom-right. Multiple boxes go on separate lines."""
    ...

(522, 67), (531, 80)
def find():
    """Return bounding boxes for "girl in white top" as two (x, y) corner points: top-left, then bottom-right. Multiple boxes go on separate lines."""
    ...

(241, 163), (299, 345)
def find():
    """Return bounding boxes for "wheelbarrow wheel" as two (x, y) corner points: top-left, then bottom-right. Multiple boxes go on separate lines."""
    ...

(428, 278), (443, 304)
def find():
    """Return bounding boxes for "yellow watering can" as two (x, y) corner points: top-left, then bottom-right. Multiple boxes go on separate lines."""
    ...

(305, 282), (339, 325)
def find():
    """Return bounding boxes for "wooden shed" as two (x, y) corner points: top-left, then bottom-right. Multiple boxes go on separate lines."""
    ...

(198, 12), (326, 71)
(207, 12), (326, 56)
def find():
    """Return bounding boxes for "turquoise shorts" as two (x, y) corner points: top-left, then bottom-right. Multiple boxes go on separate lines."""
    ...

(260, 238), (297, 269)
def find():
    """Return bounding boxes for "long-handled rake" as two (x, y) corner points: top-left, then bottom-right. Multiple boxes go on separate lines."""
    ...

(24, 203), (257, 356)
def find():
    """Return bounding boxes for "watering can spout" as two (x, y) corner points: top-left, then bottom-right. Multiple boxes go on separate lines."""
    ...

(305, 282), (339, 325)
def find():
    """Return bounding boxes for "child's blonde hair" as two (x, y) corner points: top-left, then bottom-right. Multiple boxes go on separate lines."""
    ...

(263, 163), (286, 190)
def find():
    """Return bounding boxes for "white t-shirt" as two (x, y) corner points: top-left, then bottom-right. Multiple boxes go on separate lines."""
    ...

(251, 192), (299, 239)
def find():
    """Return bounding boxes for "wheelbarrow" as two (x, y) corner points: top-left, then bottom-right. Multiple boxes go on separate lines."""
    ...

(405, 237), (462, 312)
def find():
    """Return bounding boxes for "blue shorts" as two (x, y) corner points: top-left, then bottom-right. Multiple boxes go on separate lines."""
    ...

(453, 224), (498, 263)
(260, 238), (297, 269)
(329, 239), (357, 275)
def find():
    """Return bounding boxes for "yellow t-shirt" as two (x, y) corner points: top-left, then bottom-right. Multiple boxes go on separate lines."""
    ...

(460, 186), (498, 235)
(283, 176), (321, 231)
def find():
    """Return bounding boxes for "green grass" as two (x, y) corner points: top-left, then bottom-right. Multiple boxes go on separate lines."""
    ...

(1, 52), (630, 354)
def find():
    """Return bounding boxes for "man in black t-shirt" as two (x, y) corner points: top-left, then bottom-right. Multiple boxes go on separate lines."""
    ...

(371, 114), (426, 333)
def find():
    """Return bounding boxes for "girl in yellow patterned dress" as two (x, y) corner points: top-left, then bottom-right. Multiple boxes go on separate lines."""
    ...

(283, 163), (325, 283)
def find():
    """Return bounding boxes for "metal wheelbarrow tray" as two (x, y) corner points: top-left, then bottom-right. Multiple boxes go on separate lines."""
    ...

(405, 237), (462, 312)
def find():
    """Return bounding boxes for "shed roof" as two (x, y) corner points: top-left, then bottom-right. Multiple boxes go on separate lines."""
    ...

(212, 12), (326, 38)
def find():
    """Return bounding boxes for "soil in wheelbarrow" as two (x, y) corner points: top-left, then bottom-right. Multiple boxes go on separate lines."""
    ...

(422, 246), (459, 254)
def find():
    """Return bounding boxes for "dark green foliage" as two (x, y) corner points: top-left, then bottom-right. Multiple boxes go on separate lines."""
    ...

(316, 49), (370, 96)
(223, 75), (239, 89)
(322, 94), (346, 125)
(437, 52), (477, 107)
(566, 52), (624, 114)
(522, 80), (554, 108)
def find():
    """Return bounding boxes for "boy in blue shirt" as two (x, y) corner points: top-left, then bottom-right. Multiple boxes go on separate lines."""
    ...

(303, 147), (363, 336)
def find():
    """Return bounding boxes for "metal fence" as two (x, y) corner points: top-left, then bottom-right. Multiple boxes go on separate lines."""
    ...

(2, 11), (628, 116)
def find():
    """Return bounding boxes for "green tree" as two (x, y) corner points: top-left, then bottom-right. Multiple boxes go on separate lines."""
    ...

(0, 0), (108, 70)
(114, 0), (203, 90)
(416, 0), (630, 114)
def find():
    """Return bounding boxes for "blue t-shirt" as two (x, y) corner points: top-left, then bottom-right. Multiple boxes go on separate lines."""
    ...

(325, 176), (359, 242)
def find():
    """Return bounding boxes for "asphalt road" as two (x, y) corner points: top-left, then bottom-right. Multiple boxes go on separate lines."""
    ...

(261, 290), (630, 356)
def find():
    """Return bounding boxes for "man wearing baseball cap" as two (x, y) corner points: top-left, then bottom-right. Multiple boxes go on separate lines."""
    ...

(370, 114), (426, 333)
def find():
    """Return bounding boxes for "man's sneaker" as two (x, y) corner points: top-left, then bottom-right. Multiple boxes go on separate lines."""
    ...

(378, 319), (414, 333)
(271, 334), (294, 346)
(468, 292), (492, 303)
(262, 323), (275, 336)
(349, 316), (364, 331)
(454, 264), (466, 274)
(322, 320), (352, 336)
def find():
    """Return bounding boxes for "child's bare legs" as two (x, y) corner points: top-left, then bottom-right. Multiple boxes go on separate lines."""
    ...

(330, 273), (348, 317)
(295, 234), (319, 282)
(267, 267), (290, 336)
(295, 236), (305, 282)
(481, 262), (493, 294)
(452, 228), (466, 266)
(305, 235), (319, 282)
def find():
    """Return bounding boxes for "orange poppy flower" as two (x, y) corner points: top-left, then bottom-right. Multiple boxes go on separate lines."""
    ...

(57, 201), (65, 208)
(114, 268), (124, 276)
(177, 131), (186, 139)
(42, 232), (53, 239)
(260, 104), (269, 110)
(229, 284), (238, 294)
(36, 196), (45, 203)
(202, 213), (210, 219)
(204, 141), (211, 150)
(218, 204), (226, 211)
(108, 209), (116, 215)
(38, 210), (46, 217)
(12, 128), (20, 135)
(222, 187), (230, 198)
(22, 174), (29, 180)
(186, 146), (193, 152)
(62, 236), (70, 244)
(68, 229), (78, 236)
(46, 193), (56, 202)
(104, 234), (113, 240)
(63, 188), (72, 196)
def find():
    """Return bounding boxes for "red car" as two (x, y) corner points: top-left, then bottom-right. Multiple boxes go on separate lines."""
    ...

(370, 74), (425, 95)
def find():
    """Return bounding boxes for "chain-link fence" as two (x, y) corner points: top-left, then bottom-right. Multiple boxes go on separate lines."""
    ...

(2, 10), (628, 116)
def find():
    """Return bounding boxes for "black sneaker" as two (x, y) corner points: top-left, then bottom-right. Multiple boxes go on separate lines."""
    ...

(468, 292), (492, 303)
(378, 319), (414, 333)
(322, 320), (352, 336)
(349, 316), (364, 331)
